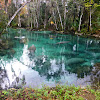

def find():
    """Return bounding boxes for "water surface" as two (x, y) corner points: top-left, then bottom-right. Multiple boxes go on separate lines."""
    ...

(0, 28), (100, 89)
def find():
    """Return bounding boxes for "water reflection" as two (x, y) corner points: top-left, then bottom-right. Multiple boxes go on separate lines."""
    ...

(0, 67), (9, 89)
(0, 29), (100, 89)
(91, 63), (100, 89)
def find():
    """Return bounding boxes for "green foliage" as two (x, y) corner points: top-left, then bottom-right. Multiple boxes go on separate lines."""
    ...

(85, 0), (100, 8)
(2, 90), (9, 95)
(95, 91), (100, 100)
(0, 10), (8, 33)
(10, 21), (18, 27)
(0, 85), (99, 100)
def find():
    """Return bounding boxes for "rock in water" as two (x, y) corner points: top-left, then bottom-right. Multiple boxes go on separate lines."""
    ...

(20, 38), (28, 44)
(28, 45), (36, 53)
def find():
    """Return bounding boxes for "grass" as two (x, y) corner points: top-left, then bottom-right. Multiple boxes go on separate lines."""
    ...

(0, 85), (100, 100)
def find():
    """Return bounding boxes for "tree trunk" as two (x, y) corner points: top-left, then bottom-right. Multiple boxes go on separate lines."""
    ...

(64, 2), (66, 30)
(53, 11), (58, 30)
(90, 7), (92, 31)
(35, 12), (39, 28)
(5, 0), (8, 14)
(7, 0), (31, 27)
(18, 13), (21, 27)
(31, 13), (33, 29)
(44, 8), (47, 29)
(56, 0), (64, 30)
(33, 18), (36, 28)
(33, 0), (39, 28)
(78, 11), (83, 32)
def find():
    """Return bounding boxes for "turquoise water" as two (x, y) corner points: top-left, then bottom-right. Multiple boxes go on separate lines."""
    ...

(0, 28), (100, 89)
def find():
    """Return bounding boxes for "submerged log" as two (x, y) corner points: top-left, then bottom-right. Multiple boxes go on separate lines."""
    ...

(55, 41), (69, 45)
(66, 58), (85, 65)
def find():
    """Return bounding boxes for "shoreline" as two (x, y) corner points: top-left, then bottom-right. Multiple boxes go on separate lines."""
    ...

(75, 32), (100, 40)
(3, 27), (100, 40)
(17, 27), (100, 39)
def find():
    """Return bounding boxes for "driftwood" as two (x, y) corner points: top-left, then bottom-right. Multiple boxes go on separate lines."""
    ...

(7, 0), (31, 27)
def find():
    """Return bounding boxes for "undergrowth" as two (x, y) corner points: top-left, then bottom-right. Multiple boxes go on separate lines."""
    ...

(0, 85), (100, 100)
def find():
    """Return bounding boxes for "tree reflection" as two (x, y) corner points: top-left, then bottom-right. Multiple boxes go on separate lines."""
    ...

(65, 64), (92, 78)
(0, 67), (9, 90)
(32, 57), (63, 81)
(32, 55), (92, 82)
(10, 66), (26, 89)
(0, 63), (26, 90)
(11, 75), (26, 89)
(91, 63), (100, 89)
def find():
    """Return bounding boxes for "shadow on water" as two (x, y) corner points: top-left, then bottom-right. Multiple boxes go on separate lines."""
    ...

(0, 28), (100, 89)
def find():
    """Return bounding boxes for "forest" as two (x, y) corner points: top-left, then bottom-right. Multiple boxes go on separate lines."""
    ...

(0, 0), (100, 34)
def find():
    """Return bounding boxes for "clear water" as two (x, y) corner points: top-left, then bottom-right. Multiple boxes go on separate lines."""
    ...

(0, 28), (100, 89)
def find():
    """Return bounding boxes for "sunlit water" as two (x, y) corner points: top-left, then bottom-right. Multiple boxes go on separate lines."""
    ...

(0, 28), (100, 89)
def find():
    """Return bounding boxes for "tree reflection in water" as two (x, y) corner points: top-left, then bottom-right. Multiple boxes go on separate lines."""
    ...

(0, 67), (9, 89)
(0, 62), (26, 90)
(32, 57), (62, 81)
(91, 63), (100, 89)
(32, 55), (92, 81)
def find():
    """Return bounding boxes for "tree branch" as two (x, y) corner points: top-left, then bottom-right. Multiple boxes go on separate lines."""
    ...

(7, 0), (31, 27)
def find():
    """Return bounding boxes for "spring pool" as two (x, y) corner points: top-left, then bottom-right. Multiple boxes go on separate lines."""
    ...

(0, 28), (100, 89)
